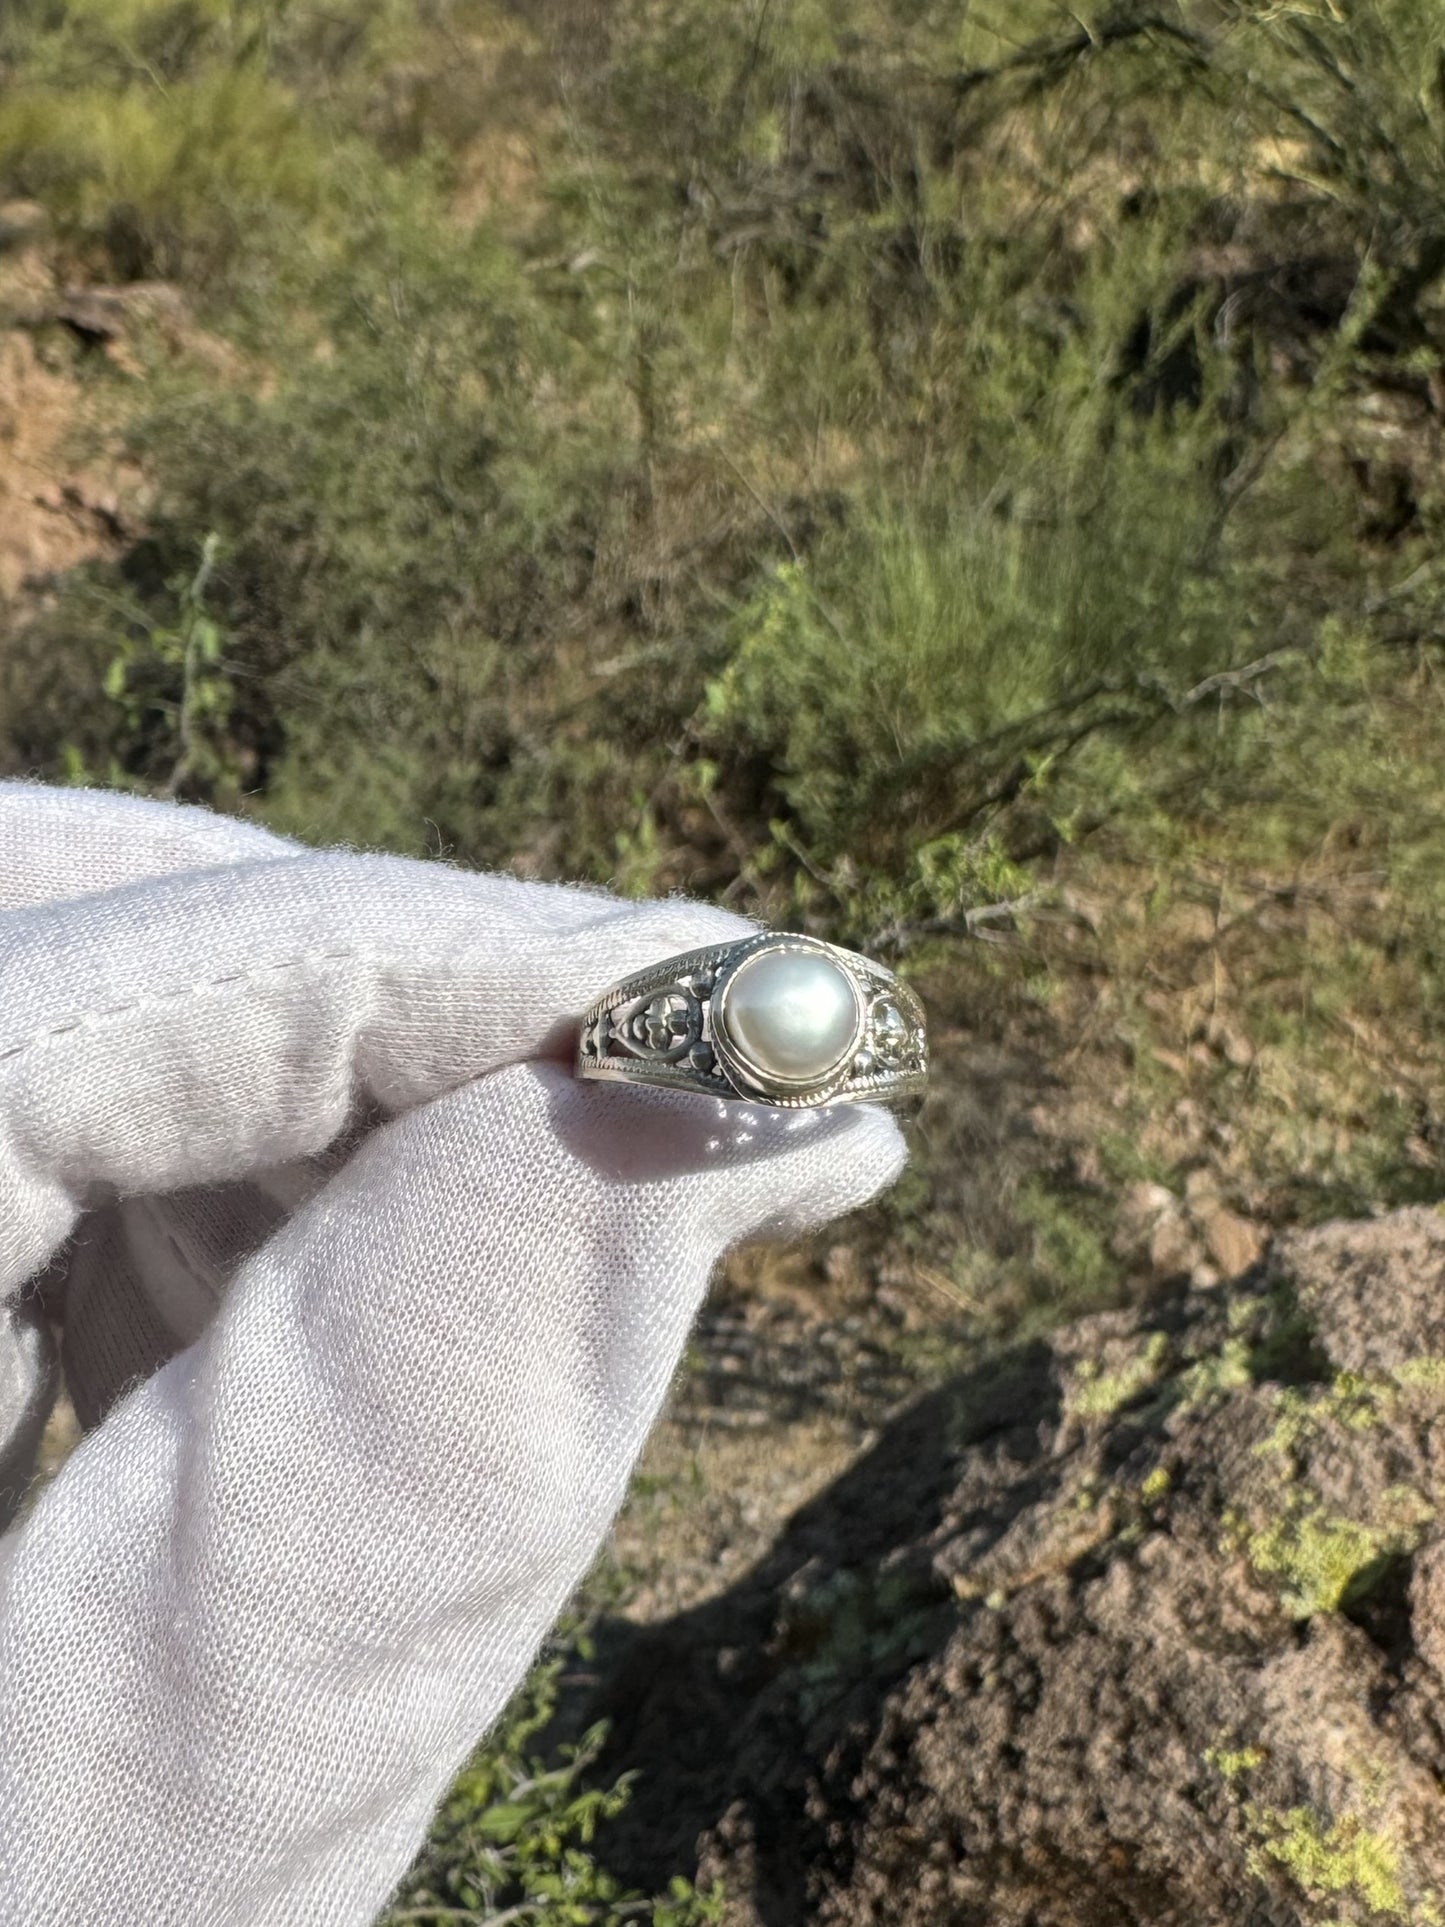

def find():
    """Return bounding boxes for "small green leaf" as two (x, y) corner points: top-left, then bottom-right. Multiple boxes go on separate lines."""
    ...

(475, 1801), (530, 1843)
(193, 617), (223, 664)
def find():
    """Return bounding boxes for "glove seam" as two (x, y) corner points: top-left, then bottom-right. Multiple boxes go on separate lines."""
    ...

(0, 947), (363, 1067)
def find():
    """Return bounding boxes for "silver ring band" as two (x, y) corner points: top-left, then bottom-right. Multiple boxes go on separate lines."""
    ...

(575, 931), (927, 1108)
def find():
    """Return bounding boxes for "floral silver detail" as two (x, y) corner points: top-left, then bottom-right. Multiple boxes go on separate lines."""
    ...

(627, 989), (702, 1059)
(868, 997), (920, 1073)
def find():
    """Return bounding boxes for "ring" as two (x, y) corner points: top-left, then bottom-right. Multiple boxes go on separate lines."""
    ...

(575, 931), (927, 1108)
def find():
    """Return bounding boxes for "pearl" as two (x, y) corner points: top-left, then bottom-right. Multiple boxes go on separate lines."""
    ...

(720, 948), (859, 1084)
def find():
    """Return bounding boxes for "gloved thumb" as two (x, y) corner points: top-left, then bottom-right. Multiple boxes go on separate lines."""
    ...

(0, 1061), (905, 1926)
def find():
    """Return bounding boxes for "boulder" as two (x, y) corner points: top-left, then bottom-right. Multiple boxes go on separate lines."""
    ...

(590, 1208), (1445, 1926)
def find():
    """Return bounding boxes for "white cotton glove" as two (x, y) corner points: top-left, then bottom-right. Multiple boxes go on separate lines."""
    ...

(0, 782), (907, 1927)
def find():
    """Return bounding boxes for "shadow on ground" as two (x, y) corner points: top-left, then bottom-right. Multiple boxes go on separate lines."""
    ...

(577, 1340), (1061, 1915)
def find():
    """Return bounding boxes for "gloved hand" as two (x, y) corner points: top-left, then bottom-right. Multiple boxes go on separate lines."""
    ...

(0, 781), (906, 1926)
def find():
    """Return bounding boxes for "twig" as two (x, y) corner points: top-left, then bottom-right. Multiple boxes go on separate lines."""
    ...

(704, 440), (856, 651)
(1364, 558), (1443, 614)
(906, 1263), (986, 1314)
(771, 821), (839, 891)
(950, 8), (1209, 99)
(872, 888), (1049, 956)
(706, 441), (800, 564)
(1177, 646), (1298, 709)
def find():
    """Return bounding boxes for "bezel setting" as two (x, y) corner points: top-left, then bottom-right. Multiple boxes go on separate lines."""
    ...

(576, 929), (927, 1109)
(710, 935), (868, 1104)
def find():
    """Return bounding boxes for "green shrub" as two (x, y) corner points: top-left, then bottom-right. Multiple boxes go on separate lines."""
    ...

(379, 1646), (722, 1927)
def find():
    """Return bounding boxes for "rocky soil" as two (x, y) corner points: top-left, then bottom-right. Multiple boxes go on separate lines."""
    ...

(584, 1208), (1445, 1926)
(0, 219), (117, 595)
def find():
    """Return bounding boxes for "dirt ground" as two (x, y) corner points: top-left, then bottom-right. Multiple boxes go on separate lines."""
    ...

(602, 1245), (970, 1624)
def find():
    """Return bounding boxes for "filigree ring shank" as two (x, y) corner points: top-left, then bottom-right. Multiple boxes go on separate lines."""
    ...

(575, 932), (927, 1108)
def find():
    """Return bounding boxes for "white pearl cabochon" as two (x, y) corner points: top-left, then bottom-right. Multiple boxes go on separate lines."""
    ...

(719, 947), (861, 1084)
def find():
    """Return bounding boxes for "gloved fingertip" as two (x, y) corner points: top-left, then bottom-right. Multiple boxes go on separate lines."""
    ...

(495, 1062), (909, 1259)
(724, 1097), (909, 1244)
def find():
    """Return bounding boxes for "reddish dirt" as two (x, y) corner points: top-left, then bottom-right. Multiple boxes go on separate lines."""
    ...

(0, 317), (134, 603)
